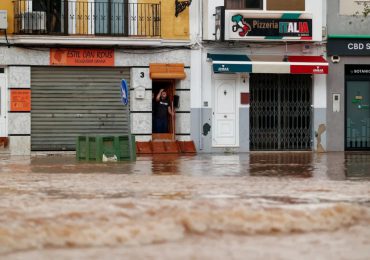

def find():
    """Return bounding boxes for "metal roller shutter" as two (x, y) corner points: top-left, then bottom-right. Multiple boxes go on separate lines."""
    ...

(31, 67), (130, 151)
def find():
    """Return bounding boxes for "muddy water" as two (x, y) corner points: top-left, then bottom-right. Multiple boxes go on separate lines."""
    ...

(0, 153), (370, 259)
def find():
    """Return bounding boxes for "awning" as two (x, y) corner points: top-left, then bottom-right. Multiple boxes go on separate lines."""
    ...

(150, 64), (186, 79)
(207, 54), (329, 74)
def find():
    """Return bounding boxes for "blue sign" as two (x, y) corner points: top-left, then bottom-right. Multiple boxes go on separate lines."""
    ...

(121, 79), (129, 106)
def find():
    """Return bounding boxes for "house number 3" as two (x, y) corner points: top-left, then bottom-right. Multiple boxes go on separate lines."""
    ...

(140, 72), (145, 78)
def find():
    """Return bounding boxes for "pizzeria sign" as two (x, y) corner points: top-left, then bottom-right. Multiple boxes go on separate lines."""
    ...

(224, 11), (312, 41)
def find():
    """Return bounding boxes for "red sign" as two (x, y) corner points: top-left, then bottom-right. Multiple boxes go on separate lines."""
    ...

(10, 90), (31, 112)
(50, 48), (115, 66)
(288, 56), (329, 74)
(291, 65), (329, 74)
(241, 93), (250, 105)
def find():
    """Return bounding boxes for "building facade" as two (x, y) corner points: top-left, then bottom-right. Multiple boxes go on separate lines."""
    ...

(326, 0), (370, 151)
(0, 0), (192, 155)
(191, 0), (328, 153)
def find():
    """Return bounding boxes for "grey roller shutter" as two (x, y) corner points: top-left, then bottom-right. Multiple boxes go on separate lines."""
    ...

(31, 67), (130, 151)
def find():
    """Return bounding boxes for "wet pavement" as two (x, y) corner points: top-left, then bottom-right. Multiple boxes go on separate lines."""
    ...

(0, 152), (370, 259)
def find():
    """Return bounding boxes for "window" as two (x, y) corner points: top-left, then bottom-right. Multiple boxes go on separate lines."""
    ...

(267, 0), (305, 11)
(32, 0), (47, 12)
(225, 0), (305, 11)
(245, 0), (263, 9)
(225, 0), (263, 9)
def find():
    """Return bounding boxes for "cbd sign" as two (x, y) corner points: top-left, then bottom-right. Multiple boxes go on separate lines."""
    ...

(348, 43), (370, 50)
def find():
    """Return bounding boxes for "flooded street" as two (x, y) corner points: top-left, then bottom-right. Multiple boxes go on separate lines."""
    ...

(0, 153), (370, 260)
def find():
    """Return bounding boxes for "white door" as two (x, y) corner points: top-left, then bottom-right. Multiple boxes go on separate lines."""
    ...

(213, 78), (238, 147)
(0, 73), (7, 137)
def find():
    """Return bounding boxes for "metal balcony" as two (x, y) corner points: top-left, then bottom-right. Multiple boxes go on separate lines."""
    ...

(14, 0), (161, 37)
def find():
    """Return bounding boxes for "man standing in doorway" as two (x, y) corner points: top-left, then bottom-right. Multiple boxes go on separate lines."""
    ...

(155, 89), (175, 133)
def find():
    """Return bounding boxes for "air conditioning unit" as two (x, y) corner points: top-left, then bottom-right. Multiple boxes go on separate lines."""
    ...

(0, 10), (7, 30)
(21, 12), (47, 32)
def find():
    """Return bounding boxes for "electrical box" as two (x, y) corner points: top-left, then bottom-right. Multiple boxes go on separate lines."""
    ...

(333, 94), (341, 112)
(0, 10), (7, 30)
(135, 86), (145, 99)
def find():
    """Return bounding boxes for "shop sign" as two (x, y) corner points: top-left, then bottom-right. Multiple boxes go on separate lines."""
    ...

(10, 89), (31, 112)
(50, 48), (114, 66)
(225, 11), (312, 41)
(345, 65), (370, 76)
(328, 39), (370, 56)
(291, 65), (328, 74)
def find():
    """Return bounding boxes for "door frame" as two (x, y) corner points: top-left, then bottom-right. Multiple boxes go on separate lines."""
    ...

(152, 79), (176, 140)
(344, 76), (370, 151)
(212, 73), (240, 147)
(0, 68), (8, 137)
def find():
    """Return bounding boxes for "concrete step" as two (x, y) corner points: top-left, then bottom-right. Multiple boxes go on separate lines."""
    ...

(136, 140), (197, 155)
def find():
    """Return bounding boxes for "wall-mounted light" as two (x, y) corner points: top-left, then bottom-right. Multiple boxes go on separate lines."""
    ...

(175, 0), (192, 17)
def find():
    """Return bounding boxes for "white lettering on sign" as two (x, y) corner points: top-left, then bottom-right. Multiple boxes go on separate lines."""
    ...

(353, 69), (370, 74)
(347, 42), (369, 50)
(287, 23), (298, 33)
(313, 66), (324, 73)
(218, 67), (230, 72)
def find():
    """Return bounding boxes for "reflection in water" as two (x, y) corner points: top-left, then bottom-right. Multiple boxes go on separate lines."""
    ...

(0, 152), (369, 180)
(249, 153), (314, 178)
(151, 155), (183, 175)
(345, 153), (370, 180)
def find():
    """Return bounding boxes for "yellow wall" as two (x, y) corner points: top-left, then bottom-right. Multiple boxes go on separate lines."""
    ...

(139, 0), (189, 40)
(0, 0), (14, 34)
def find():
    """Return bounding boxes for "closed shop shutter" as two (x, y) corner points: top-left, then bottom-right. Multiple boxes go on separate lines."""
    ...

(31, 67), (130, 151)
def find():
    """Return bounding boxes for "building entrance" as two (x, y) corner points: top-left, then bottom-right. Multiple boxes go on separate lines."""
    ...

(346, 80), (370, 150)
(250, 74), (312, 150)
(152, 80), (176, 140)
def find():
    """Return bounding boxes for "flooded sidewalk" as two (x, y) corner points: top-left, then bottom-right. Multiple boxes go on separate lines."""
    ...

(0, 152), (370, 259)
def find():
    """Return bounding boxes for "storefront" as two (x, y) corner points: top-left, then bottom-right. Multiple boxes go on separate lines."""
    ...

(204, 53), (328, 152)
(194, 1), (328, 153)
(327, 37), (370, 151)
(0, 46), (191, 155)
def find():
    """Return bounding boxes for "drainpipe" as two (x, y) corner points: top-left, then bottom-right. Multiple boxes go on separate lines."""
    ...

(198, 0), (204, 150)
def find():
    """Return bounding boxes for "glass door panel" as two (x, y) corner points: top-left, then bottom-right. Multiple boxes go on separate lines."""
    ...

(346, 81), (370, 150)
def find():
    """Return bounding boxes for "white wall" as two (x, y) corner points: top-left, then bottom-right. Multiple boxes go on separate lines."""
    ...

(203, 0), (224, 40)
(339, 0), (368, 15)
(313, 74), (327, 109)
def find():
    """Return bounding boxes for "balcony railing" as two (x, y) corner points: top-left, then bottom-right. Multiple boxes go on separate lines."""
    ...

(14, 0), (161, 37)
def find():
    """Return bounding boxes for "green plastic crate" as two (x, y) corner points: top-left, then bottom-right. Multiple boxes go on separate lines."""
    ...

(76, 135), (136, 162)
(76, 136), (88, 161)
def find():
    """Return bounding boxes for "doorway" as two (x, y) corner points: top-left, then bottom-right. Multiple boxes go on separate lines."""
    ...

(250, 74), (312, 150)
(0, 69), (7, 137)
(152, 80), (176, 140)
(213, 75), (238, 147)
(346, 80), (370, 150)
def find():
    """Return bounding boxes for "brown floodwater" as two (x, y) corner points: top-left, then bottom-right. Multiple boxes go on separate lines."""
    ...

(0, 152), (369, 259)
